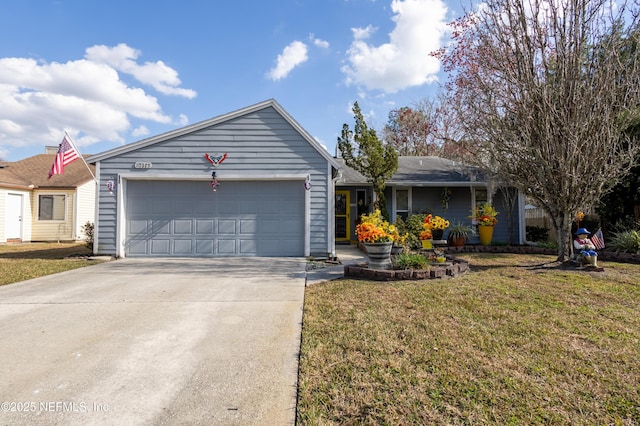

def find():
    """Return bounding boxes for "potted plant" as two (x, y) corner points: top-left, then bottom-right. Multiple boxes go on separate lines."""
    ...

(427, 214), (450, 240)
(447, 222), (475, 247)
(355, 209), (398, 269)
(470, 203), (499, 246)
(419, 228), (433, 249)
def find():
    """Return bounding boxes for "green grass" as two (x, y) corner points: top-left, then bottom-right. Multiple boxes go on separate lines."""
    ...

(298, 253), (640, 425)
(0, 243), (104, 286)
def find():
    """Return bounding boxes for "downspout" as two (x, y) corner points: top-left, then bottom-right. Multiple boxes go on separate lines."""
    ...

(329, 169), (343, 259)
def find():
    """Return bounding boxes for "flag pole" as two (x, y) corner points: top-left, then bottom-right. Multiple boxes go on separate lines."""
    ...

(64, 131), (97, 183)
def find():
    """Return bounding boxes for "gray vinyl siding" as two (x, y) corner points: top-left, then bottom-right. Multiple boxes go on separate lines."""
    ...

(94, 106), (332, 257)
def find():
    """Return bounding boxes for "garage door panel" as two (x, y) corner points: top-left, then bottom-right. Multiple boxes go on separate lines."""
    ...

(196, 239), (214, 255)
(217, 219), (236, 234)
(151, 239), (170, 255)
(174, 240), (193, 255)
(128, 240), (148, 255)
(239, 239), (257, 255)
(129, 219), (148, 234)
(240, 219), (257, 234)
(153, 220), (171, 234)
(196, 220), (214, 234)
(126, 180), (304, 257)
(218, 239), (237, 254)
(174, 220), (193, 234)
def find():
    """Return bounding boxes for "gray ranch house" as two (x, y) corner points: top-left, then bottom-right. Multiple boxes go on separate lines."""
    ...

(88, 99), (340, 258)
(334, 156), (526, 245)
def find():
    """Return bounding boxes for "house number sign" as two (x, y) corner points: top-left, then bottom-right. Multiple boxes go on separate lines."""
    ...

(134, 162), (153, 169)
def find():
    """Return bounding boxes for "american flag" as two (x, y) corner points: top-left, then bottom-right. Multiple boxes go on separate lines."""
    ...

(591, 228), (605, 250)
(48, 135), (80, 179)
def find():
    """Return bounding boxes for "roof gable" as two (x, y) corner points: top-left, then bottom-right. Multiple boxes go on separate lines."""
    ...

(0, 154), (95, 189)
(88, 99), (339, 168)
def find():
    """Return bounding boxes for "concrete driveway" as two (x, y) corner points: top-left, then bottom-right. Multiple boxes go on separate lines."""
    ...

(0, 257), (306, 426)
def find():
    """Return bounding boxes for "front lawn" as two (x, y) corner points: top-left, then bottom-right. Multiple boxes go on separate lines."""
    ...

(297, 253), (640, 425)
(0, 243), (104, 286)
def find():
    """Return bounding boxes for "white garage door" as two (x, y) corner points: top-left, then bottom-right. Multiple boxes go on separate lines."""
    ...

(125, 180), (305, 257)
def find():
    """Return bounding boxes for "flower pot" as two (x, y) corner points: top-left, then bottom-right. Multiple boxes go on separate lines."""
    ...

(364, 242), (393, 270)
(431, 229), (444, 240)
(478, 225), (494, 246)
(421, 239), (433, 249)
(449, 236), (466, 247)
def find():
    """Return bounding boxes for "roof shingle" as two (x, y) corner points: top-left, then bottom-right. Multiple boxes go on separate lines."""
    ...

(0, 154), (95, 189)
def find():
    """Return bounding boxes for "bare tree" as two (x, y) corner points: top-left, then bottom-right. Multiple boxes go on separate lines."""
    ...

(382, 101), (438, 156)
(434, 0), (640, 261)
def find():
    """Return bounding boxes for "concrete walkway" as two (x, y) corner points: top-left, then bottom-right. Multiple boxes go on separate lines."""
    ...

(0, 257), (306, 426)
(305, 244), (367, 286)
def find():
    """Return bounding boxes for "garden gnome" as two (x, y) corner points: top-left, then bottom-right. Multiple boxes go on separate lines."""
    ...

(574, 228), (598, 267)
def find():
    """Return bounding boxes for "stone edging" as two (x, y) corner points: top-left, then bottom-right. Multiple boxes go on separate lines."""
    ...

(344, 257), (470, 281)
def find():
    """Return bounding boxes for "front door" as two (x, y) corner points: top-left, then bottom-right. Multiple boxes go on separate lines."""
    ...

(6, 194), (23, 241)
(335, 191), (350, 242)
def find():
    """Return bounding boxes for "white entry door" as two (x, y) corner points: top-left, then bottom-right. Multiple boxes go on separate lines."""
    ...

(6, 194), (23, 240)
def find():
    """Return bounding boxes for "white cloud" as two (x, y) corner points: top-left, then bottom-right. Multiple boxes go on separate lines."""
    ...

(85, 44), (197, 98)
(0, 44), (195, 150)
(342, 0), (448, 93)
(309, 33), (330, 49)
(131, 125), (149, 137)
(266, 40), (309, 81)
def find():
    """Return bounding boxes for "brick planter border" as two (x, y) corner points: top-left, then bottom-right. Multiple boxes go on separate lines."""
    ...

(344, 256), (470, 281)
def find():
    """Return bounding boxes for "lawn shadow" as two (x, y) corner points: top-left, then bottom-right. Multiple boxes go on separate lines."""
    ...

(0, 245), (92, 260)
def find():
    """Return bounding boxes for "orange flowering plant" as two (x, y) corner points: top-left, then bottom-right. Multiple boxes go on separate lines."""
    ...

(356, 209), (400, 243)
(419, 229), (433, 240)
(470, 203), (499, 226)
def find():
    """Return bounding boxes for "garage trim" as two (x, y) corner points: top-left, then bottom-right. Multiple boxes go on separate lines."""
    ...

(115, 172), (311, 258)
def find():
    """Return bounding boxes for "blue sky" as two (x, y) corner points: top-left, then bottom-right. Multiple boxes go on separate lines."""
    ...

(0, 0), (462, 161)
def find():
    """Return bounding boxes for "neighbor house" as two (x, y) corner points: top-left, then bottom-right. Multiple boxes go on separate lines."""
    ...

(335, 156), (526, 245)
(88, 99), (340, 258)
(0, 149), (96, 244)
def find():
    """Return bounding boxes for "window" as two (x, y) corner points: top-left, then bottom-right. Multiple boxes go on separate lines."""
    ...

(475, 189), (488, 205)
(393, 188), (411, 221)
(38, 195), (66, 221)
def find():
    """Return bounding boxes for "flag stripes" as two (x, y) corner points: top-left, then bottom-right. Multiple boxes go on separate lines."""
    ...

(48, 135), (80, 179)
(591, 228), (605, 250)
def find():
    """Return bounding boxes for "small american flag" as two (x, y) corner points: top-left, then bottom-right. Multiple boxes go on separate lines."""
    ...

(48, 135), (80, 179)
(591, 228), (605, 250)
